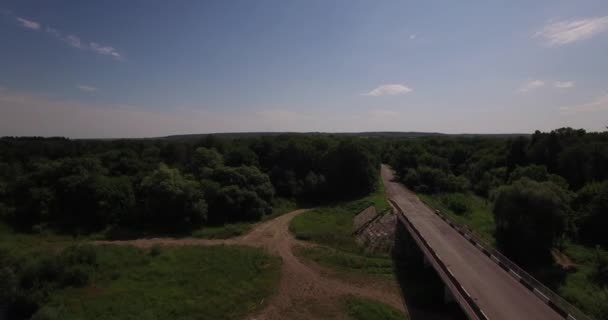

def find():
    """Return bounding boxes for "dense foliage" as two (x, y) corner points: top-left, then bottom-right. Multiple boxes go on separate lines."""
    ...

(0, 245), (98, 319)
(386, 127), (608, 264)
(0, 135), (380, 235)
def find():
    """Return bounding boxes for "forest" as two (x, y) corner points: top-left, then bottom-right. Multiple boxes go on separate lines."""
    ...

(1, 128), (607, 261)
(0, 135), (380, 234)
(1, 128), (608, 319)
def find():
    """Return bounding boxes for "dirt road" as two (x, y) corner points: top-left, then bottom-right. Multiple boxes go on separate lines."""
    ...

(95, 209), (406, 320)
(382, 165), (562, 320)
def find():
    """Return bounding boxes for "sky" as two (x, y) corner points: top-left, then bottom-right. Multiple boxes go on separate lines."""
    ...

(1, 0), (607, 138)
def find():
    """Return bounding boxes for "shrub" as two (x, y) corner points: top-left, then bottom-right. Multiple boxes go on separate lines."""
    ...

(442, 193), (470, 215)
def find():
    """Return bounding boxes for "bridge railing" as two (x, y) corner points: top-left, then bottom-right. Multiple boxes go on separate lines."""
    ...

(432, 209), (592, 320)
(390, 200), (487, 320)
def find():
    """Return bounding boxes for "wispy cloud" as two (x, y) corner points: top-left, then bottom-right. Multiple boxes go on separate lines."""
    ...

(77, 85), (98, 93)
(560, 94), (608, 114)
(65, 34), (84, 49)
(50, 31), (123, 60)
(10, 14), (123, 60)
(364, 84), (413, 96)
(554, 81), (574, 89)
(535, 16), (608, 46)
(409, 34), (417, 40)
(518, 80), (545, 92)
(16, 17), (40, 30)
(90, 42), (121, 59)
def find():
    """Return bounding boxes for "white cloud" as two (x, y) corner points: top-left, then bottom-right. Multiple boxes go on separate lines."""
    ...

(409, 34), (417, 40)
(90, 42), (122, 59)
(65, 35), (84, 49)
(16, 17), (40, 30)
(535, 16), (608, 46)
(10, 14), (123, 60)
(554, 81), (574, 89)
(77, 85), (98, 93)
(560, 94), (608, 114)
(365, 84), (413, 96)
(518, 80), (545, 92)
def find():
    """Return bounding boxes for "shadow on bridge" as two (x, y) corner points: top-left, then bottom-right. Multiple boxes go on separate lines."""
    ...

(391, 220), (467, 320)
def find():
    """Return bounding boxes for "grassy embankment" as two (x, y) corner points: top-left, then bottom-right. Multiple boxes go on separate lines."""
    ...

(289, 177), (394, 277)
(420, 192), (608, 319)
(418, 193), (495, 245)
(344, 296), (408, 320)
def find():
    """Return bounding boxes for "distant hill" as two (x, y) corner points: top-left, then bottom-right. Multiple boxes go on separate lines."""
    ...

(161, 131), (529, 140)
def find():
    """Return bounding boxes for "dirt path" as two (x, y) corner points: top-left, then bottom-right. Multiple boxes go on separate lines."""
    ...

(94, 209), (407, 320)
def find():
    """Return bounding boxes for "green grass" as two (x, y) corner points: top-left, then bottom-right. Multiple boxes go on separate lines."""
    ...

(419, 193), (496, 245)
(297, 246), (394, 277)
(0, 222), (81, 256)
(371, 176), (390, 213)
(290, 175), (388, 252)
(267, 197), (299, 219)
(38, 245), (281, 320)
(344, 297), (408, 320)
(290, 202), (362, 252)
(558, 243), (608, 319)
(289, 175), (393, 275)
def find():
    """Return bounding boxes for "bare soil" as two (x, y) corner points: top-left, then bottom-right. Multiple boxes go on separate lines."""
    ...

(94, 209), (407, 320)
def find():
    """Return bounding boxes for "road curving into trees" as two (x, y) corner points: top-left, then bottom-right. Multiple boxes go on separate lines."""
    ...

(382, 164), (563, 320)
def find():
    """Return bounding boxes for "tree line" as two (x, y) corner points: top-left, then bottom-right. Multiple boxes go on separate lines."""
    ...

(0, 135), (380, 235)
(385, 127), (608, 266)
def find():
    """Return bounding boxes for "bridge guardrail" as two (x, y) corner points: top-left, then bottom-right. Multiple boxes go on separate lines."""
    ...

(432, 209), (592, 320)
(390, 200), (489, 320)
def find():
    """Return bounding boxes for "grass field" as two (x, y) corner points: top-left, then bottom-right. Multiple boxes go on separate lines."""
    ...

(344, 296), (408, 320)
(289, 175), (394, 275)
(419, 193), (496, 245)
(0, 222), (78, 255)
(296, 246), (394, 277)
(37, 245), (281, 320)
(559, 243), (608, 319)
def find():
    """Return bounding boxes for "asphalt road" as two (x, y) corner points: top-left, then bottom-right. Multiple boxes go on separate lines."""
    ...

(382, 164), (562, 320)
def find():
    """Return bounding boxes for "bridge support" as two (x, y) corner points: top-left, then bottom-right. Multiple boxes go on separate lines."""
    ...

(423, 254), (431, 268)
(444, 285), (455, 304)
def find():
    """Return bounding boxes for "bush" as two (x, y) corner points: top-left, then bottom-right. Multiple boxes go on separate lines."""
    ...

(441, 193), (470, 215)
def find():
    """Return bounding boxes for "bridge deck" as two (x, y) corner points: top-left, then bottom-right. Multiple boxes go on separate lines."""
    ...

(382, 165), (562, 320)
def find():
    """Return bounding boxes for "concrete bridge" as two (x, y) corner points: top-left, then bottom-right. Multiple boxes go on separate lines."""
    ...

(382, 165), (588, 320)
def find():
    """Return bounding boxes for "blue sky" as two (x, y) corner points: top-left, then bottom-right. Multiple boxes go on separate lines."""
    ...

(1, 0), (607, 138)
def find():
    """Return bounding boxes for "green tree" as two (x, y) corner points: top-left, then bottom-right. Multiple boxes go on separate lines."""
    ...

(191, 147), (223, 175)
(324, 140), (379, 198)
(139, 164), (207, 229)
(493, 178), (570, 264)
(574, 182), (608, 246)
